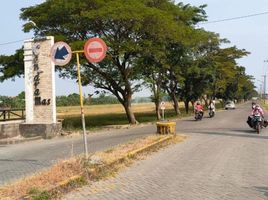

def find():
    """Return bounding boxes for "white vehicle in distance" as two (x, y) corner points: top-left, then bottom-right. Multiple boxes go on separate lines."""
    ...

(225, 101), (236, 110)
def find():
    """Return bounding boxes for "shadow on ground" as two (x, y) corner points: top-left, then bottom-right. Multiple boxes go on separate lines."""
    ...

(254, 186), (268, 198)
(190, 130), (268, 140)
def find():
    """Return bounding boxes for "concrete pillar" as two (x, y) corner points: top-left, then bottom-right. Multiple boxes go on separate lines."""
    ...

(21, 36), (61, 138)
(23, 36), (56, 123)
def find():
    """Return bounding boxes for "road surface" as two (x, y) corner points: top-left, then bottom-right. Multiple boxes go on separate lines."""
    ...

(63, 103), (268, 200)
(1, 102), (268, 200)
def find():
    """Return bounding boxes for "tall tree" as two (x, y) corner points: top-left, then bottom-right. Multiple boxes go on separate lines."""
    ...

(19, 0), (193, 124)
(138, 3), (208, 116)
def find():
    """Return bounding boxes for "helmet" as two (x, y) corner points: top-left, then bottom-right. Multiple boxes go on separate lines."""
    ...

(255, 104), (260, 108)
(196, 102), (200, 105)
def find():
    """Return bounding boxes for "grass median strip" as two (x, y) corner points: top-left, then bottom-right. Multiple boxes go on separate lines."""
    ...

(0, 134), (187, 200)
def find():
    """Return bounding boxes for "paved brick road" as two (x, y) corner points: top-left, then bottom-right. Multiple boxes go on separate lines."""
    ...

(64, 104), (268, 200)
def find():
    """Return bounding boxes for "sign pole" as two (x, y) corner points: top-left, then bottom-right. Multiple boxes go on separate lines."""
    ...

(51, 37), (107, 159)
(75, 51), (88, 158)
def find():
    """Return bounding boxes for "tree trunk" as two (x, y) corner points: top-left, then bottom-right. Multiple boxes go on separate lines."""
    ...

(123, 98), (137, 124)
(155, 101), (161, 120)
(184, 100), (189, 114)
(191, 101), (195, 112)
(202, 95), (209, 108)
(171, 93), (180, 115)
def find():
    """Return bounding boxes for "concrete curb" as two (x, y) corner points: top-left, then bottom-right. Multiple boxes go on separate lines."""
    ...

(22, 134), (186, 199)
(0, 136), (42, 145)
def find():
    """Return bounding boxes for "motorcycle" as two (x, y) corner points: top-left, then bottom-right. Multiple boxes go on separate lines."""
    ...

(253, 114), (262, 134)
(252, 114), (262, 134)
(208, 108), (215, 118)
(194, 110), (203, 121)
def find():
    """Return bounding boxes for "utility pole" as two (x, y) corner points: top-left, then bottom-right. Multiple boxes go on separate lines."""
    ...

(262, 75), (266, 103)
(257, 79), (263, 101)
(259, 84), (263, 98)
(264, 60), (268, 103)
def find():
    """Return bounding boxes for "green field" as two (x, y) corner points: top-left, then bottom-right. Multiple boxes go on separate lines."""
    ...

(57, 102), (191, 130)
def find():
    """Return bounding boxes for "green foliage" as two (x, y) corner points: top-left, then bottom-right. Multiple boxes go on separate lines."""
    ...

(0, 92), (25, 108)
(28, 188), (51, 200)
(0, 0), (256, 121)
(56, 93), (80, 106)
(56, 93), (119, 106)
(0, 48), (24, 82)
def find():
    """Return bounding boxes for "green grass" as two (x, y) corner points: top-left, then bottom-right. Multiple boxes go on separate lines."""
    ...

(62, 109), (192, 131)
(28, 188), (51, 200)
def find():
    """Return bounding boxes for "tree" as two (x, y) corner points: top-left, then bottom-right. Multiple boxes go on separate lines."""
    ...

(18, 0), (195, 124)
(0, 49), (24, 82)
(137, 3), (208, 116)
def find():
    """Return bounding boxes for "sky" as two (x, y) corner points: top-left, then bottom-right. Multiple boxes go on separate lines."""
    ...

(181, 0), (268, 94)
(1, 0), (268, 97)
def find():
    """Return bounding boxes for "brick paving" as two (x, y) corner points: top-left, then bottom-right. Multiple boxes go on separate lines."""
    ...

(64, 104), (268, 200)
(64, 132), (268, 200)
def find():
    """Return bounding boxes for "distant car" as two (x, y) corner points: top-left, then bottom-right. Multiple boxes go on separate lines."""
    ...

(225, 101), (236, 110)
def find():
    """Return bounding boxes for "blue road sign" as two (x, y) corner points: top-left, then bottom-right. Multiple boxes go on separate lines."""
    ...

(51, 42), (72, 66)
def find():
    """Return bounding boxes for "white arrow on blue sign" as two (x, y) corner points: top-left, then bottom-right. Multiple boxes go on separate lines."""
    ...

(50, 42), (72, 66)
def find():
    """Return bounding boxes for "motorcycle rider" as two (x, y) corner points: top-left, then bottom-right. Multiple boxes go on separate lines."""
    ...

(247, 104), (267, 128)
(251, 102), (256, 110)
(194, 101), (204, 117)
(251, 104), (264, 117)
(208, 100), (216, 115)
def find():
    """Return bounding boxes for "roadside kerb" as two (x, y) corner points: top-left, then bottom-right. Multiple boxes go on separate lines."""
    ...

(21, 134), (187, 199)
(0, 136), (42, 145)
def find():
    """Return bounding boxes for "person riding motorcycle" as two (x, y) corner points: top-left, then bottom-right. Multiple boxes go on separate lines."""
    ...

(247, 104), (266, 128)
(208, 100), (216, 112)
(252, 102), (256, 110)
(251, 104), (264, 117)
(194, 102), (204, 117)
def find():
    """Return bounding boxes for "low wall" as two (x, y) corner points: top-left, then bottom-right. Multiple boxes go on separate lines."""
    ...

(0, 121), (62, 139)
(0, 121), (23, 139)
(19, 123), (62, 139)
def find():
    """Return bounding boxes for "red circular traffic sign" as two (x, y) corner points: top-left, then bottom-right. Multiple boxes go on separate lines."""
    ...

(84, 38), (107, 63)
(50, 42), (72, 66)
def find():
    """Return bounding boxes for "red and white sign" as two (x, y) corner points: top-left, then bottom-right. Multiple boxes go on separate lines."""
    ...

(84, 38), (107, 63)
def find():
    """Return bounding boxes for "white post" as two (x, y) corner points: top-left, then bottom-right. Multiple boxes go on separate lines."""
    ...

(23, 36), (56, 124)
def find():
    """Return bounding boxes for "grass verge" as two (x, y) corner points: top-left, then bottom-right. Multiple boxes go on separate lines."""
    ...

(62, 109), (191, 131)
(0, 134), (186, 200)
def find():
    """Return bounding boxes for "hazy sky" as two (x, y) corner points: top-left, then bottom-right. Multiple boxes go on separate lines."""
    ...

(1, 0), (268, 96)
(182, 0), (268, 94)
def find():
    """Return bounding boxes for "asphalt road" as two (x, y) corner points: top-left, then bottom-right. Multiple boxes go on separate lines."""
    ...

(0, 122), (156, 185)
(63, 102), (268, 200)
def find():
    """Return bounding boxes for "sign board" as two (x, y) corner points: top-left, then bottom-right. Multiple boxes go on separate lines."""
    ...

(24, 36), (56, 123)
(84, 37), (107, 63)
(160, 101), (165, 110)
(50, 42), (72, 66)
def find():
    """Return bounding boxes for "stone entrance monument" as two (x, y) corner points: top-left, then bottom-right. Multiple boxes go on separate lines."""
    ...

(20, 36), (61, 138)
